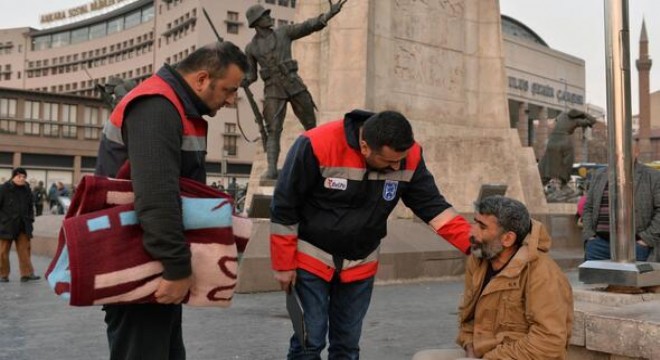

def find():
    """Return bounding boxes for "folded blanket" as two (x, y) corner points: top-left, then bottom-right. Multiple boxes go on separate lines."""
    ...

(45, 175), (237, 307)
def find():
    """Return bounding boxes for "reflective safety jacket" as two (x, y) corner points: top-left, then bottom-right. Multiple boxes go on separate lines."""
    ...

(270, 109), (470, 283)
(96, 67), (208, 180)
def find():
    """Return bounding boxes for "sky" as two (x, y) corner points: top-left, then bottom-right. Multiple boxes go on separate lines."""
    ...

(501, 0), (660, 115)
(0, 0), (658, 114)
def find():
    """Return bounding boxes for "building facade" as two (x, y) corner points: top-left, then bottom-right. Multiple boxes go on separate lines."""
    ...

(502, 15), (588, 161)
(0, 0), (297, 188)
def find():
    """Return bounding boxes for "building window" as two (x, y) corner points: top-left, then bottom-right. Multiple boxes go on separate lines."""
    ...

(265, 0), (275, 3)
(125, 10), (141, 29)
(83, 106), (100, 139)
(223, 135), (237, 156)
(227, 11), (239, 34)
(71, 27), (89, 44)
(43, 102), (59, 137)
(51, 32), (71, 48)
(23, 100), (41, 135)
(108, 17), (124, 34)
(62, 104), (77, 138)
(90, 23), (107, 39)
(225, 122), (236, 134)
(278, 0), (289, 6)
(291, 0), (296, 7)
(0, 98), (17, 134)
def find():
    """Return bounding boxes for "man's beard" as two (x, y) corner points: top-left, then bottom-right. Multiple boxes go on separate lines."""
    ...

(470, 236), (504, 260)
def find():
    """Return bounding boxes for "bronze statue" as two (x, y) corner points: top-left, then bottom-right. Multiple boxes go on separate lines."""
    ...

(243, 0), (347, 179)
(538, 109), (596, 187)
(98, 76), (137, 110)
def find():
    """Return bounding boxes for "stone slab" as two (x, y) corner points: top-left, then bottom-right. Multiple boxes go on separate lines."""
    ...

(572, 287), (660, 359)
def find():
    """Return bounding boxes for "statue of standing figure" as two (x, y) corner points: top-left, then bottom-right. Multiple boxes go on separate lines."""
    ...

(98, 76), (137, 111)
(538, 109), (597, 188)
(243, 0), (347, 179)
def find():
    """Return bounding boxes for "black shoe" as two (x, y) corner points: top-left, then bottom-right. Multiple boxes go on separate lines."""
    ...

(20, 274), (41, 282)
(0, 277), (8, 283)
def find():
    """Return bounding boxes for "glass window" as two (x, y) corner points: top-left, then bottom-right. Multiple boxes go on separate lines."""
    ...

(51, 32), (71, 48)
(0, 98), (17, 134)
(89, 23), (107, 39)
(71, 27), (89, 44)
(223, 135), (237, 156)
(125, 11), (141, 29)
(43, 102), (59, 137)
(33, 35), (51, 51)
(23, 100), (40, 135)
(83, 106), (100, 139)
(141, 5), (154, 23)
(62, 104), (77, 138)
(108, 17), (124, 34)
(225, 123), (236, 133)
(278, 0), (289, 6)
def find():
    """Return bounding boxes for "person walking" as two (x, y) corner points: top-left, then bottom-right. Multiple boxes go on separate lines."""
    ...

(0, 168), (41, 283)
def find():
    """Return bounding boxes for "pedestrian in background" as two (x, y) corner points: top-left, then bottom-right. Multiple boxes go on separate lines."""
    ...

(0, 168), (41, 283)
(32, 180), (47, 216)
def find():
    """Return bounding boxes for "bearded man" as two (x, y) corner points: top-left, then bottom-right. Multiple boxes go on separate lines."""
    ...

(413, 196), (574, 360)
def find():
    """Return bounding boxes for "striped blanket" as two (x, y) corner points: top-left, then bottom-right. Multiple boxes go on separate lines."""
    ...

(45, 175), (238, 307)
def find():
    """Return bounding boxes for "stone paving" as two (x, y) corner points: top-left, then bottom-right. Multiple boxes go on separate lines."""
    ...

(0, 253), (579, 360)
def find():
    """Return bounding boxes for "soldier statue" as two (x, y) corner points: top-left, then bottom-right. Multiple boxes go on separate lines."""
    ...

(243, 0), (347, 179)
(538, 109), (596, 188)
(98, 76), (137, 111)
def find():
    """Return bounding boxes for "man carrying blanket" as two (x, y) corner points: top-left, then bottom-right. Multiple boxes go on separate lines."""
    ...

(94, 41), (248, 360)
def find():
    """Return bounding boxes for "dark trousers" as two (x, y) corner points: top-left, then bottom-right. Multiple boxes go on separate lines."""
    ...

(103, 303), (185, 360)
(288, 269), (374, 360)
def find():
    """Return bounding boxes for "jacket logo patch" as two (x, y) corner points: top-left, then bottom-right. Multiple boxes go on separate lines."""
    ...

(324, 178), (348, 191)
(383, 180), (398, 201)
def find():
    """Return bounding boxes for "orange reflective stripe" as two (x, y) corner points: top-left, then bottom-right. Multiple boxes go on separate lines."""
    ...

(297, 252), (335, 282)
(296, 239), (381, 282)
(339, 261), (379, 283)
(270, 233), (298, 271)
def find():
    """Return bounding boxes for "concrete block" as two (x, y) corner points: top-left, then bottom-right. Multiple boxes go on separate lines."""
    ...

(584, 301), (660, 359)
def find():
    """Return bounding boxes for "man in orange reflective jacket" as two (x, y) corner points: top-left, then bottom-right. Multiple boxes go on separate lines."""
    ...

(270, 109), (471, 359)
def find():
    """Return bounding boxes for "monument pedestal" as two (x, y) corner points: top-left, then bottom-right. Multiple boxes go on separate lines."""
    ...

(570, 285), (660, 359)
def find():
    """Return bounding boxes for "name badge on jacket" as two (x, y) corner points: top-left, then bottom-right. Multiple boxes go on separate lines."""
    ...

(324, 178), (348, 191)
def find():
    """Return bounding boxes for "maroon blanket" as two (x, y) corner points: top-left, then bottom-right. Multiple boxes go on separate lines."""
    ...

(46, 175), (238, 307)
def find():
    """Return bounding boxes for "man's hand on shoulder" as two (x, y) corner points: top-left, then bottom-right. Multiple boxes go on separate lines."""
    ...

(273, 270), (297, 293)
(155, 276), (193, 304)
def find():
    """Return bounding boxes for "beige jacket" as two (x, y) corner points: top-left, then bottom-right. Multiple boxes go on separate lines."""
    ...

(457, 220), (573, 359)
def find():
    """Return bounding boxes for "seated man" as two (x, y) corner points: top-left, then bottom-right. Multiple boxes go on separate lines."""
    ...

(583, 139), (659, 262)
(413, 196), (573, 360)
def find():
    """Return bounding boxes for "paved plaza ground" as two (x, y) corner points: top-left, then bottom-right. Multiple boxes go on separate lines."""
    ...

(0, 253), (580, 360)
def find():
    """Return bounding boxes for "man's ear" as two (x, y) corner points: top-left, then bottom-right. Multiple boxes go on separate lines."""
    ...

(502, 231), (517, 248)
(192, 71), (210, 91)
(359, 139), (370, 157)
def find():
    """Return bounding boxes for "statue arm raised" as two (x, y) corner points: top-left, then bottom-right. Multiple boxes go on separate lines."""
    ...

(286, 0), (347, 40)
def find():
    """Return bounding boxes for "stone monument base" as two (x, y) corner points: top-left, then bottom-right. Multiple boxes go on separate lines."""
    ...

(570, 285), (660, 359)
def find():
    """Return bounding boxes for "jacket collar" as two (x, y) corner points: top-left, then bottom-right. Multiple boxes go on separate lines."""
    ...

(156, 64), (211, 118)
(344, 109), (376, 150)
(497, 219), (551, 279)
